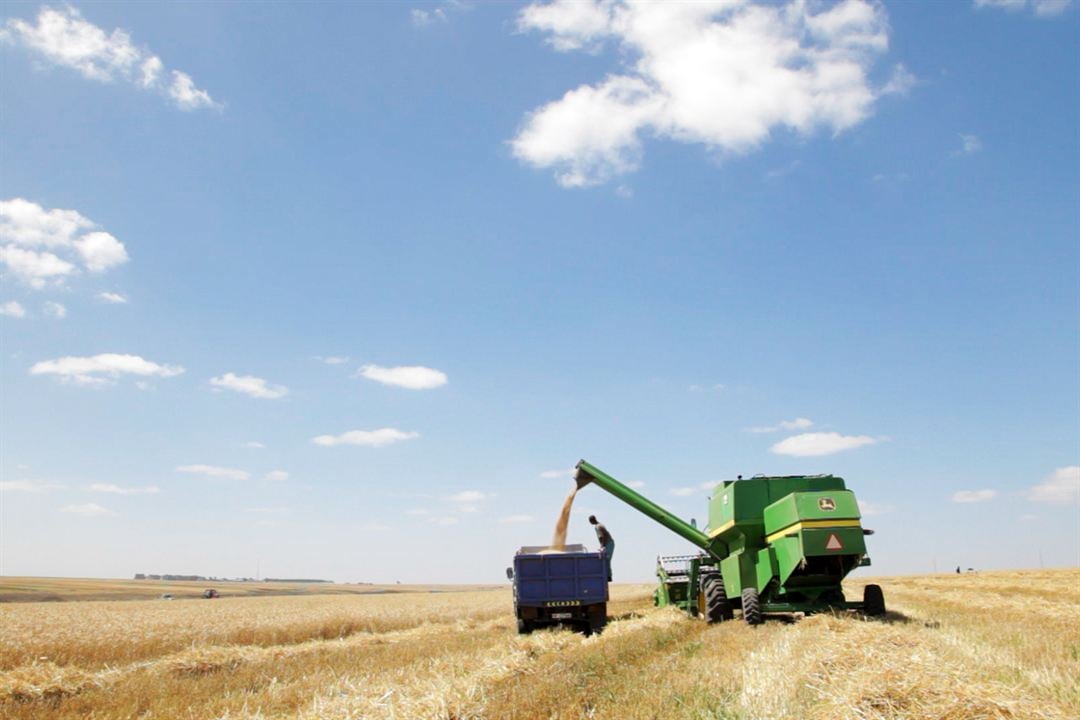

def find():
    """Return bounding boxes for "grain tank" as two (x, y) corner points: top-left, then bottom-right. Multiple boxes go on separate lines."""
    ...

(573, 459), (884, 624)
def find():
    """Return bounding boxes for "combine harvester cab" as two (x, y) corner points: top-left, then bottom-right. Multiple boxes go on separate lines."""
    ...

(575, 460), (884, 624)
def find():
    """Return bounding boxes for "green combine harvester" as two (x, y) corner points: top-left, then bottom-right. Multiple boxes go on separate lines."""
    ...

(574, 460), (884, 624)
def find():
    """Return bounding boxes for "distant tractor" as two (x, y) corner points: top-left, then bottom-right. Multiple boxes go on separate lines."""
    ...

(508, 545), (609, 635)
(202, 589), (219, 599)
(574, 460), (884, 624)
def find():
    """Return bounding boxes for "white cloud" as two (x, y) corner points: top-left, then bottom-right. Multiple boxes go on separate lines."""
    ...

(448, 490), (488, 504)
(770, 431), (877, 456)
(243, 506), (287, 514)
(312, 428), (420, 448)
(952, 489), (998, 503)
(210, 372), (289, 400)
(411, 8), (448, 26)
(90, 483), (159, 495)
(313, 355), (349, 365)
(405, 508), (431, 516)
(30, 353), (184, 386)
(513, 0), (896, 187)
(519, 0), (614, 50)
(74, 231), (128, 271)
(747, 417), (814, 433)
(435, 516), (459, 525)
(1028, 465), (1080, 504)
(670, 487), (697, 496)
(139, 55), (162, 87)
(167, 70), (216, 110)
(176, 464), (250, 481)
(1, 300), (26, 317)
(958, 133), (983, 154)
(539, 468), (574, 479)
(59, 503), (113, 517)
(974, 0), (1073, 17)
(410, 1), (469, 27)
(1032, 0), (1073, 14)
(356, 364), (448, 390)
(242, 441), (265, 449)
(700, 480), (720, 490)
(0, 245), (77, 288)
(0, 198), (127, 288)
(858, 499), (891, 516)
(264, 470), (289, 482)
(627, 480), (645, 489)
(43, 300), (66, 318)
(98, 291), (127, 304)
(2, 6), (217, 109)
(0, 197), (94, 246)
(0, 480), (65, 492)
(500, 514), (535, 524)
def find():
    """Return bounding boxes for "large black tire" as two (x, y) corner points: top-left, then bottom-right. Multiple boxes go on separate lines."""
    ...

(516, 618), (533, 635)
(863, 584), (886, 616)
(741, 587), (762, 626)
(702, 573), (733, 623)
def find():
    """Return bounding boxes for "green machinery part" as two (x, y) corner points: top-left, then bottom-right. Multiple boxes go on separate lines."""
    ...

(574, 460), (884, 622)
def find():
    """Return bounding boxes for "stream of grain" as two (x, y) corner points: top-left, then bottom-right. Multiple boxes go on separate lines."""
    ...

(549, 486), (578, 550)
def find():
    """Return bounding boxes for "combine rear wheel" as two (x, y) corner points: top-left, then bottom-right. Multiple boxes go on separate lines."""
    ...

(702, 573), (733, 623)
(516, 618), (533, 635)
(863, 584), (886, 616)
(741, 587), (762, 626)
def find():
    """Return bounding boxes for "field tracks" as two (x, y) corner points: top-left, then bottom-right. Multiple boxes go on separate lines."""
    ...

(2, 571), (1078, 719)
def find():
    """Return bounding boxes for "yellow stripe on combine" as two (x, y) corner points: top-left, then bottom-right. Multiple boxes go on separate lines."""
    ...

(707, 519), (735, 538)
(766, 519), (862, 544)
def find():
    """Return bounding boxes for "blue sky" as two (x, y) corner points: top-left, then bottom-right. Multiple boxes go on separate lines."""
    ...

(1, 1), (1077, 583)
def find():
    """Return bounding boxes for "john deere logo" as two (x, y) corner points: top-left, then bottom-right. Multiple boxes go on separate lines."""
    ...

(818, 498), (836, 511)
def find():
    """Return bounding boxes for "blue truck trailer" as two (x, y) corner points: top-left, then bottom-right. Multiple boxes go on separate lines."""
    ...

(507, 544), (609, 635)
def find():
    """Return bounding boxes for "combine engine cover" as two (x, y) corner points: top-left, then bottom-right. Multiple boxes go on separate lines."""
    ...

(763, 490), (867, 603)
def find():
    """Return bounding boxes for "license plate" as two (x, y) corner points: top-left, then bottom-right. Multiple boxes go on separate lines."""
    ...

(552, 612), (573, 620)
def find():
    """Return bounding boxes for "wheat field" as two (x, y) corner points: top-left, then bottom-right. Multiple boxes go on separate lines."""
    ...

(1, 569), (1077, 719)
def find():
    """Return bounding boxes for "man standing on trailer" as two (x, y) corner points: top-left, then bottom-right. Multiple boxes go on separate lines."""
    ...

(589, 515), (614, 580)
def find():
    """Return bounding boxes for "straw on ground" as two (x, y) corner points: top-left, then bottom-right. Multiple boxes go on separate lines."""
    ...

(1, 569), (1077, 719)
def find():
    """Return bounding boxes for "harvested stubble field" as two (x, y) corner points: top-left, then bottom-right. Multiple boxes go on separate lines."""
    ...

(1, 569), (1077, 720)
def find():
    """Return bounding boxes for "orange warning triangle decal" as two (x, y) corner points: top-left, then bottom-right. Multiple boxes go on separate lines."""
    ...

(825, 534), (843, 551)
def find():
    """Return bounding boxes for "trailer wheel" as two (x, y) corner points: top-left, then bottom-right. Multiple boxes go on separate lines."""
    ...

(702, 573), (733, 623)
(863, 584), (886, 616)
(516, 618), (533, 635)
(741, 587), (762, 626)
(586, 602), (607, 635)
